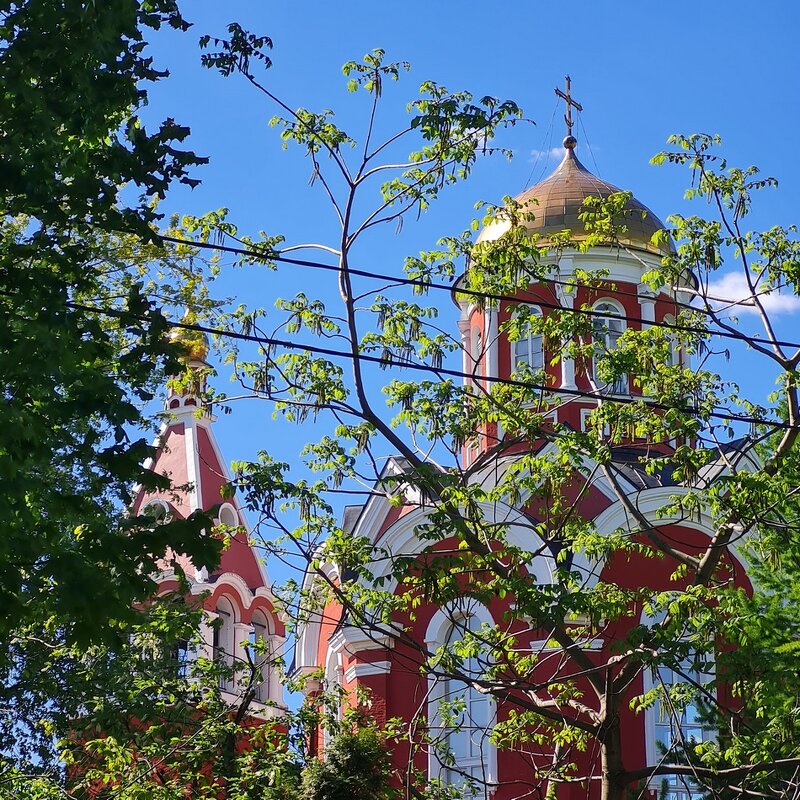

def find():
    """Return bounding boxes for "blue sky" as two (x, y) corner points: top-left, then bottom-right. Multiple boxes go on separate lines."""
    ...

(142, 2), (800, 543)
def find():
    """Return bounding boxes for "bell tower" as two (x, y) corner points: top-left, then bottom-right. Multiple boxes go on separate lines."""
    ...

(459, 78), (692, 463)
(132, 318), (285, 715)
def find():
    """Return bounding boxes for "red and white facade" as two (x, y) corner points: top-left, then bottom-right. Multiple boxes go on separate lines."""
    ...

(132, 353), (285, 716)
(294, 144), (755, 798)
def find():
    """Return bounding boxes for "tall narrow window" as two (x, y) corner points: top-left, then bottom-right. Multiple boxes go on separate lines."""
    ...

(592, 301), (626, 394)
(511, 305), (544, 372)
(249, 612), (270, 703)
(431, 613), (494, 798)
(650, 657), (715, 800)
(212, 597), (236, 692)
(171, 639), (190, 679)
(643, 607), (715, 800)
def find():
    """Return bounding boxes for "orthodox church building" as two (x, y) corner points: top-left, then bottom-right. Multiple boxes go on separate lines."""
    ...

(131, 337), (285, 718)
(136, 89), (753, 799)
(292, 119), (754, 796)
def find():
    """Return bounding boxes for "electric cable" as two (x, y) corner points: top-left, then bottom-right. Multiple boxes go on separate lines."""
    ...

(63, 296), (800, 432)
(156, 233), (800, 354)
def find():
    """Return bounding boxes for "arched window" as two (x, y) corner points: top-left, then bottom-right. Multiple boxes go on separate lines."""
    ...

(427, 607), (496, 798)
(141, 499), (170, 524)
(642, 609), (715, 800)
(249, 610), (271, 703)
(592, 300), (626, 394)
(212, 595), (236, 692)
(510, 305), (544, 373)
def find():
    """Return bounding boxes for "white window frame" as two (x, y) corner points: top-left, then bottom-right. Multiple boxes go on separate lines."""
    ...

(425, 603), (497, 798)
(580, 406), (611, 436)
(212, 595), (236, 692)
(592, 299), (627, 394)
(642, 611), (716, 800)
(510, 304), (544, 374)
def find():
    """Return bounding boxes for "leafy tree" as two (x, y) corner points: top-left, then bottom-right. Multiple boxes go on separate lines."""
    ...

(6, 10), (800, 800)
(179, 36), (800, 800)
(301, 725), (398, 800)
(0, 0), (224, 788)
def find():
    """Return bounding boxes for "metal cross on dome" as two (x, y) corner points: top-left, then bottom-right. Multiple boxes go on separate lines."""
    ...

(554, 75), (583, 139)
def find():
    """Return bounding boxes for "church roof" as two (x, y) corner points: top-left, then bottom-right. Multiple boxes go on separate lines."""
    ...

(479, 139), (675, 257)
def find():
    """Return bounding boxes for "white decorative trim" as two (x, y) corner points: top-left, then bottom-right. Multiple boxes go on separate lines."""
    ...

(555, 277), (578, 390)
(637, 283), (657, 328)
(182, 416), (201, 512)
(329, 625), (397, 656)
(294, 559), (341, 674)
(591, 486), (751, 573)
(552, 247), (673, 290)
(424, 601), (495, 649)
(218, 502), (238, 528)
(204, 571), (255, 611)
(458, 318), (471, 384)
(344, 660), (392, 682)
(485, 305), (498, 380)
(369, 501), (561, 595)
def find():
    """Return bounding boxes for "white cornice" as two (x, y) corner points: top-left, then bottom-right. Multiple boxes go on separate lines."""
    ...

(344, 660), (392, 682)
(328, 624), (397, 656)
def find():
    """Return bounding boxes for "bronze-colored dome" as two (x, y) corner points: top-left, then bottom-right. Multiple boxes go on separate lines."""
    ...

(169, 312), (210, 364)
(500, 145), (674, 256)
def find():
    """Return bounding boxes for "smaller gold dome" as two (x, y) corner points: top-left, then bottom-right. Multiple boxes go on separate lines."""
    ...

(170, 314), (210, 364)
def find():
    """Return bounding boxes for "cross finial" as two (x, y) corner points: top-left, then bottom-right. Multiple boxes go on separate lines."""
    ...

(554, 75), (582, 147)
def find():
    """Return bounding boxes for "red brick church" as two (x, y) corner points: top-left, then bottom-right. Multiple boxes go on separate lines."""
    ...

(137, 121), (752, 799)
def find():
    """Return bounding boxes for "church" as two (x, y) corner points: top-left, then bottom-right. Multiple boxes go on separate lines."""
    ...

(134, 86), (754, 800)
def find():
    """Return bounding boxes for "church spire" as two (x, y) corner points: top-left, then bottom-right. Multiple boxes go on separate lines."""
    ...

(167, 311), (210, 413)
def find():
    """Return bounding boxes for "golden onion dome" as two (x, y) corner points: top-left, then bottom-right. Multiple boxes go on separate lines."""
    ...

(478, 137), (675, 256)
(169, 313), (210, 364)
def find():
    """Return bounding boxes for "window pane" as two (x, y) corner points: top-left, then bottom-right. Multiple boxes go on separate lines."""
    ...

(592, 303), (626, 393)
(513, 338), (529, 368)
(510, 306), (543, 373)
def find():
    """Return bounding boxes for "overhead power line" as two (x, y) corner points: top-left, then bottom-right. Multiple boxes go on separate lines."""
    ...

(63, 296), (799, 433)
(157, 234), (800, 355)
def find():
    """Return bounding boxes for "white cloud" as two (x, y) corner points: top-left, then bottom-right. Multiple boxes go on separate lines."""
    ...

(528, 146), (564, 164)
(705, 271), (800, 316)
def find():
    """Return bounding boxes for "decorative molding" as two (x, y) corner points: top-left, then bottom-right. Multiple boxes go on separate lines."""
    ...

(344, 660), (392, 682)
(637, 283), (657, 326)
(329, 624), (397, 656)
(182, 416), (201, 512)
(485, 305), (498, 380)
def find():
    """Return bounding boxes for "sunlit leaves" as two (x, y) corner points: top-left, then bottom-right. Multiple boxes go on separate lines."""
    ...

(342, 48), (411, 96)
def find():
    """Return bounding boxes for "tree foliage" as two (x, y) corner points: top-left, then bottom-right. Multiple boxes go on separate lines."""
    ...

(185, 39), (800, 800)
(0, 0), (223, 788)
(6, 9), (800, 800)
